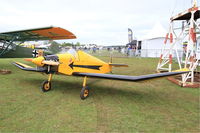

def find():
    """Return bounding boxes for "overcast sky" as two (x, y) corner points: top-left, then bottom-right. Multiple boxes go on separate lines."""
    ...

(0, 0), (196, 45)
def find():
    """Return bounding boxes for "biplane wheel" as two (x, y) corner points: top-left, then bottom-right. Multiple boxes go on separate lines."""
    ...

(41, 80), (51, 92)
(80, 87), (89, 100)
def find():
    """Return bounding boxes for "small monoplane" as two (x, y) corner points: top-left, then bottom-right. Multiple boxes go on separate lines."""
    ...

(13, 49), (189, 100)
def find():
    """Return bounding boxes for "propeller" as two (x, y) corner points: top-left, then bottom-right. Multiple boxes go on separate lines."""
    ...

(24, 58), (59, 66)
(24, 58), (33, 62)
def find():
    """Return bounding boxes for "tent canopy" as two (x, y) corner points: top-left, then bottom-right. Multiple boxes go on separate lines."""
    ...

(142, 22), (167, 40)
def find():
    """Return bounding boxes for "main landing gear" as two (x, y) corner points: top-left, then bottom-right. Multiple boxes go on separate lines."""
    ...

(41, 74), (90, 100)
(80, 76), (90, 100)
(41, 74), (53, 92)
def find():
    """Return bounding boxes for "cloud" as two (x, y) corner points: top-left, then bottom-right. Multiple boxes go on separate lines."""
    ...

(0, 0), (195, 45)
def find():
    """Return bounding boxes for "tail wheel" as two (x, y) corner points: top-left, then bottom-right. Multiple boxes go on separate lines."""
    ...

(41, 80), (51, 92)
(80, 87), (89, 100)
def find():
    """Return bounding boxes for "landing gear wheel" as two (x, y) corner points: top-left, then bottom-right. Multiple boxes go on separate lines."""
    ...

(80, 87), (89, 100)
(41, 80), (51, 92)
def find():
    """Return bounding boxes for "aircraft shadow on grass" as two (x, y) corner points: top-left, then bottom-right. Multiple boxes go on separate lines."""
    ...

(23, 77), (166, 103)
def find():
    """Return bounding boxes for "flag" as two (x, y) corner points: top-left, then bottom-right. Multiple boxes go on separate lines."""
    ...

(128, 28), (133, 43)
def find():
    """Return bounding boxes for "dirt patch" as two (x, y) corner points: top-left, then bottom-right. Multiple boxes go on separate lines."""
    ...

(0, 69), (11, 75)
(167, 72), (200, 88)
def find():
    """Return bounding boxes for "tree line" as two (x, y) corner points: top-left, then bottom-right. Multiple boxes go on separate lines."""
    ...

(49, 41), (81, 54)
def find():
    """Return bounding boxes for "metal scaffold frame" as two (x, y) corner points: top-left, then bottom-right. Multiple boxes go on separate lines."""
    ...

(157, 1), (200, 86)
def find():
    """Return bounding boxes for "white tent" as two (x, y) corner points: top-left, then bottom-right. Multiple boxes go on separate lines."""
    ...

(141, 22), (167, 57)
(140, 22), (182, 57)
(144, 22), (167, 40)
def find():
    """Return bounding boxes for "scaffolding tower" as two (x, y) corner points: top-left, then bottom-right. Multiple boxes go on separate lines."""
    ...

(157, 1), (200, 86)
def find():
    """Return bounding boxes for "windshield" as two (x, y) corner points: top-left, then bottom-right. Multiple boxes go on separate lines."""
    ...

(67, 48), (78, 59)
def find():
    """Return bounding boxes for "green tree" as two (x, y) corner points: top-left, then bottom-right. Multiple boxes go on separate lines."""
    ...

(61, 42), (73, 47)
(75, 42), (81, 46)
(49, 41), (61, 54)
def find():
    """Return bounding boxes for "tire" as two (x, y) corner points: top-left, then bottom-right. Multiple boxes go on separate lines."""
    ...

(41, 80), (51, 92)
(80, 87), (89, 100)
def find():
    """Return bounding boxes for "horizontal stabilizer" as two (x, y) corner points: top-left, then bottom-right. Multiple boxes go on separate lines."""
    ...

(109, 63), (128, 67)
(73, 71), (190, 82)
(13, 62), (46, 72)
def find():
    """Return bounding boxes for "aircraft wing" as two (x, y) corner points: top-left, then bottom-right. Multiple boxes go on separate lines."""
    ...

(73, 70), (189, 81)
(13, 62), (46, 72)
(0, 26), (76, 41)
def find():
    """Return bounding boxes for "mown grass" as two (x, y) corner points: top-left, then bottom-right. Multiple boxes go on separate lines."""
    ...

(0, 57), (199, 132)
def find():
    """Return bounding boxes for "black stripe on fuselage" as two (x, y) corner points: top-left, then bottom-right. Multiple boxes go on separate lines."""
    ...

(69, 62), (102, 70)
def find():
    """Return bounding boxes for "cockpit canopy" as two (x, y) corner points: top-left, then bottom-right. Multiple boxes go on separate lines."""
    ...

(67, 48), (79, 59)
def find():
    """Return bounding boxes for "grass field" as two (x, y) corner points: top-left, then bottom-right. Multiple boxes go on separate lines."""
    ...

(0, 56), (199, 132)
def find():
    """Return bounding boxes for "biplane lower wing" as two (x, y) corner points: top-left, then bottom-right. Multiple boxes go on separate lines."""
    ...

(73, 70), (189, 81)
(13, 62), (46, 72)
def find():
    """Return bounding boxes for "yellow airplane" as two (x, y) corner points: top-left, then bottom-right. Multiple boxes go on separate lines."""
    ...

(13, 49), (189, 100)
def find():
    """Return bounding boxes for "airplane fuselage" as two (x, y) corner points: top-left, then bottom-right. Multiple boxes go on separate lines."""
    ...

(32, 50), (112, 75)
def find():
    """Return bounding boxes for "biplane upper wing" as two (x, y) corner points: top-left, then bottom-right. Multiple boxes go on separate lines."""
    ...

(73, 69), (189, 81)
(0, 26), (76, 41)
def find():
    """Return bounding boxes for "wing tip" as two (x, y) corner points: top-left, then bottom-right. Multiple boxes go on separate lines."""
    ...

(174, 68), (190, 72)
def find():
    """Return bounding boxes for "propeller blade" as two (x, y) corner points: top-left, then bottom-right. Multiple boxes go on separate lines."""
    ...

(24, 58), (33, 62)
